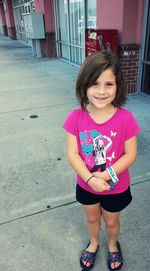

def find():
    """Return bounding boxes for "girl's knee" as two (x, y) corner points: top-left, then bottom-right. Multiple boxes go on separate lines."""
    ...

(102, 210), (120, 227)
(87, 214), (101, 224)
(104, 218), (120, 228)
(83, 203), (102, 224)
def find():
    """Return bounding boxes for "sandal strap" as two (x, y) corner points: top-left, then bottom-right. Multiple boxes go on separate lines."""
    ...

(107, 241), (123, 270)
(80, 244), (99, 268)
(80, 249), (96, 264)
(108, 251), (123, 263)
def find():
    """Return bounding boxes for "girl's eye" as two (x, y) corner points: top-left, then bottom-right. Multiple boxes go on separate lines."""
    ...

(106, 82), (113, 86)
(93, 82), (98, 86)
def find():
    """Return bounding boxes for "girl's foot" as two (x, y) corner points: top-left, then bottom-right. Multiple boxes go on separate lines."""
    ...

(107, 241), (123, 270)
(80, 241), (99, 270)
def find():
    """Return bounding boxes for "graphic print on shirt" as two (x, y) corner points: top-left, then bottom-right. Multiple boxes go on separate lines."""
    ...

(79, 129), (117, 172)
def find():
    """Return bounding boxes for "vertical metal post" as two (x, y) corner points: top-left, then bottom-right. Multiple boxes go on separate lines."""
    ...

(35, 39), (42, 58)
(32, 39), (36, 56)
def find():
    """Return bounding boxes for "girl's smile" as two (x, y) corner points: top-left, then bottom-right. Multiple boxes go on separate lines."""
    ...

(94, 96), (109, 102)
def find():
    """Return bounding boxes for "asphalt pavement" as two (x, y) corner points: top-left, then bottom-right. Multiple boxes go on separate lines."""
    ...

(0, 34), (150, 271)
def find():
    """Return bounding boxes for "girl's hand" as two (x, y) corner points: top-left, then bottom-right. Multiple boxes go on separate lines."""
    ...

(93, 171), (102, 178)
(93, 171), (110, 182)
(88, 176), (110, 192)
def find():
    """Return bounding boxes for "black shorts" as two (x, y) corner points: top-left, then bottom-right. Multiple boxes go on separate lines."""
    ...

(76, 184), (132, 212)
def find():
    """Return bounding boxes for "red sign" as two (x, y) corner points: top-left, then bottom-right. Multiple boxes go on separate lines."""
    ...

(85, 29), (118, 56)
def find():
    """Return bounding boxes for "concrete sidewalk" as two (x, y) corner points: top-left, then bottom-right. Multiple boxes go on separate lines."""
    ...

(0, 34), (150, 271)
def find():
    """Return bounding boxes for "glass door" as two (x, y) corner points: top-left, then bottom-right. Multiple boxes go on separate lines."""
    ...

(69, 0), (85, 64)
(12, 0), (35, 46)
(54, 0), (96, 65)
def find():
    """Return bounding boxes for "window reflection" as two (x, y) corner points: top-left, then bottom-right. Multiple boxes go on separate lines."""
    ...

(87, 0), (96, 28)
(56, 0), (96, 65)
(12, 0), (34, 45)
(69, 0), (84, 46)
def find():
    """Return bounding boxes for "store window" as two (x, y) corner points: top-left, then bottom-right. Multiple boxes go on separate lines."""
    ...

(87, 0), (96, 28)
(12, 0), (35, 45)
(54, 0), (96, 65)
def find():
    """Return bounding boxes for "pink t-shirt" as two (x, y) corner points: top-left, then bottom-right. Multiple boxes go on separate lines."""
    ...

(63, 108), (140, 195)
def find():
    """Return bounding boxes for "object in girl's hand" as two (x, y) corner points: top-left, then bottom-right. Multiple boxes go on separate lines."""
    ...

(107, 180), (115, 190)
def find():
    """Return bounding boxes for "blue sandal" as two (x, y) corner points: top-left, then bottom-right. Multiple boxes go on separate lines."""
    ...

(80, 242), (99, 270)
(107, 241), (123, 270)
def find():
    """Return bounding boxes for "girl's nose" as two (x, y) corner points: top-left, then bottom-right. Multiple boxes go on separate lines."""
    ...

(97, 86), (105, 94)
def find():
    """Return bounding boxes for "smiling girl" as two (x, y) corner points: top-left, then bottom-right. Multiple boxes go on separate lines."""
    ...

(63, 50), (140, 270)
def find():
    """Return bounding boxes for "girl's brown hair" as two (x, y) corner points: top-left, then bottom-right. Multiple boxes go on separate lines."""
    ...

(76, 50), (126, 110)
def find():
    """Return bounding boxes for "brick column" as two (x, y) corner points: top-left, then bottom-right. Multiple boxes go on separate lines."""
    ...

(7, 25), (16, 39)
(40, 32), (56, 58)
(3, 0), (16, 39)
(118, 44), (140, 93)
(34, 0), (56, 58)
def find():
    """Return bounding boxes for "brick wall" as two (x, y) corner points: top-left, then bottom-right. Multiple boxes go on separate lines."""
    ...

(40, 32), (56, 58)
(7, 26), (16, 40)
(2, 25), (8, 36)
(118, 44), (140, 93)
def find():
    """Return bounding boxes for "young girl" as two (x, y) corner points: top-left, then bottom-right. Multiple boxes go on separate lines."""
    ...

(63, 50), (140, 270)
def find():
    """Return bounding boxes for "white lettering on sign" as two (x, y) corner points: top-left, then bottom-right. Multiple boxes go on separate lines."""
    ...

(97, 34), (104, 50)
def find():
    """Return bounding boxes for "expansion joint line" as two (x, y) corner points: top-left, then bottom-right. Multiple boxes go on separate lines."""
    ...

(0, 179), (149, 227)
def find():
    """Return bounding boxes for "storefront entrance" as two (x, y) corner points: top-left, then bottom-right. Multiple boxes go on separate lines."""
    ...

(12, 0), (35, 45)
(141, 0), (150, 94)
(54, 0), (96, 65)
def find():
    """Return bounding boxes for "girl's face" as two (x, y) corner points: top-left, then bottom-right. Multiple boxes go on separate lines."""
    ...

(87, 68), (117, 110)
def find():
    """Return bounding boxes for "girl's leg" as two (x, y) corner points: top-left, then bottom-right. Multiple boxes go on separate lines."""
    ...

(81, 203), (102, 267)
(102, 209), (121, 269)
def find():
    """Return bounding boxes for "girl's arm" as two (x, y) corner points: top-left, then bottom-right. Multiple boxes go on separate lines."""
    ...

(66, 132), (110, 192)
(94, 136), (137, 180)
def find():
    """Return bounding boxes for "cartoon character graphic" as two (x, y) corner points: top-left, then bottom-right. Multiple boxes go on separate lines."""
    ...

(91, 134), (112, 172)
(80, 130), (113, 172)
